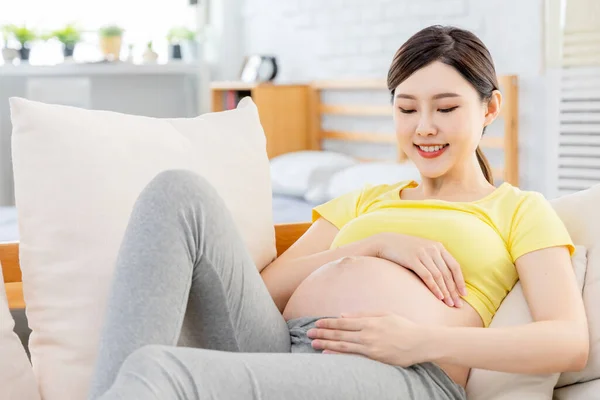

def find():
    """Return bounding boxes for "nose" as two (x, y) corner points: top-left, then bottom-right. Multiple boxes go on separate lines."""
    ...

(416, 115), (436, 137)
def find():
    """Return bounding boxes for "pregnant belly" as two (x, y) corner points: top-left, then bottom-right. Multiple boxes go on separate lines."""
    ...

(282, 256), (483, 387)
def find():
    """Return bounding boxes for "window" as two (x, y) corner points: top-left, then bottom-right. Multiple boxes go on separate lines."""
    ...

(0, 0), (197, 64)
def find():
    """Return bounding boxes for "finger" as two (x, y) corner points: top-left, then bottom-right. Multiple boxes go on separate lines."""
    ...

(419, 256), (450, 304)
(431, 251), (461, 307)
(308, 328), (362, 344)
(441, 249), (467, 297)
(315, 317), (364, 331)
(312, 339), (365, 355)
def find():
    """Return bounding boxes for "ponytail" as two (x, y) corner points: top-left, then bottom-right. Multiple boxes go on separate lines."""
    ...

(476, 146), (493, 184)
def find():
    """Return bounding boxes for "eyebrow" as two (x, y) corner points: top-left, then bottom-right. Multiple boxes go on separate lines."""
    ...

(395, 92), (461, 100)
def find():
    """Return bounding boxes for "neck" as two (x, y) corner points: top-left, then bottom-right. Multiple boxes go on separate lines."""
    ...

(418, 155), (493, 197)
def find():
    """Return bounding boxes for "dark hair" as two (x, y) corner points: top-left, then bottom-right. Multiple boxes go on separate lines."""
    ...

(387, 25), (497, 184)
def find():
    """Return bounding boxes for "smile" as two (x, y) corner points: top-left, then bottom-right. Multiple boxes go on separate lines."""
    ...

(414, 143), (449, 159)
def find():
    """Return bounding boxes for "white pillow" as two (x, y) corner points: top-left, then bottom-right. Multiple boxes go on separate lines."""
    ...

(326, 161), (421, 200)
(465, 245), (588, 400)
(270, 150), (357, 198)
(0, 266), (41, 400)
(10, 96), (275, 400)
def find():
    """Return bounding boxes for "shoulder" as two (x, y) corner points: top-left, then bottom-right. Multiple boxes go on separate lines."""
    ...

(491, 183), (551, 214)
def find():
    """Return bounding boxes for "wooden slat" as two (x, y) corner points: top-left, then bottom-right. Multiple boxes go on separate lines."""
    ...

(274, 223), (311, 256)
(322, 130), (396, 144)
(479, 136), (505, 149)
(320, 104), (392, 117)
(6, 282), (25, 309)
(312, 79), (387, 90)
(499, 75), (519, 186)
(308, 87), (322, 151)
(0, 242), (21, 283)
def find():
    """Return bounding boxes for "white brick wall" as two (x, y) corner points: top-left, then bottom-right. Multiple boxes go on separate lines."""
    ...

(240, 0), (550, 194)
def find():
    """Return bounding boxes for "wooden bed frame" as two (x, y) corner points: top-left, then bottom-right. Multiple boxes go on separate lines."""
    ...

(0, 76), (519, 311)
(308, 75), (519, 185)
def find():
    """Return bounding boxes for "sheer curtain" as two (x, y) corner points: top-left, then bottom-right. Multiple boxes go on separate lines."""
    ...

(0, 0), (197, 64)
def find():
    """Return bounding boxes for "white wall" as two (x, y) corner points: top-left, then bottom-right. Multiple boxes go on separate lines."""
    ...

(241, 0), (551, 194)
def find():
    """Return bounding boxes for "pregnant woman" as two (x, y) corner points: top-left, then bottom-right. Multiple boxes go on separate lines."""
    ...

(90, 25), (588, 400)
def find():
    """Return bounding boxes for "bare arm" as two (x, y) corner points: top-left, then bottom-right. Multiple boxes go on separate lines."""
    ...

(261, 218), (377, 313)
(427, 246), (589, 373)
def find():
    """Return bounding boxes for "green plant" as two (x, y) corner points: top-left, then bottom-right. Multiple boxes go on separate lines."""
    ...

(1, 25), (14, 43)
(7, 25), (37, 46)
(147, 41), (153, 50)
(51, 24), (82, 46)
(166, 26), (196, 43)
(99, 25), (124, 38)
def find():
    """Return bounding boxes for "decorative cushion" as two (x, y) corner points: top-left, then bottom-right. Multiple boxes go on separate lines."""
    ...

(0, 266), (40, 400)
(465, 246), (588, 400)
(9, 96), (275, 400)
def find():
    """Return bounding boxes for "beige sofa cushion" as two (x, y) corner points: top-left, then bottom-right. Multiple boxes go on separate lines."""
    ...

(554, 378), (600, 399)
(465, 246), (587, 400)
(551, 184), (600, 388)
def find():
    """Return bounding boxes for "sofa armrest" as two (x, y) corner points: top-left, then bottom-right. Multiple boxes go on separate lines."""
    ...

(274, 222), (311, 256)
(0, 241), (20, 284)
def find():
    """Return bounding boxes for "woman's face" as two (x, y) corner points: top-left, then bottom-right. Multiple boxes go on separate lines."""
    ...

(392, 61), (499, 180)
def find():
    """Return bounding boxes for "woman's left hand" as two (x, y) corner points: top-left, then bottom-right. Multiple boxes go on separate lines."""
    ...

(307, 311), (433, 367)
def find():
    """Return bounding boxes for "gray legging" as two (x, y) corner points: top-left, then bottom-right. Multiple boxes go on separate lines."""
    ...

(88, 170), (466, 400)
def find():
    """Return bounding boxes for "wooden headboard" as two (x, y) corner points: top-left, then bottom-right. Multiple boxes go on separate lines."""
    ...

(308, 75), (519, 185)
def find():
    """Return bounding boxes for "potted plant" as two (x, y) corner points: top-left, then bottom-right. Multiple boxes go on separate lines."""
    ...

(142, 41), (158, 63)
(9, 25), (37, 61)
(98, 24), (124, 61)
(51, 23), (82, 58)
(166, 26), (197, 61)
(1, 25), (19, 64)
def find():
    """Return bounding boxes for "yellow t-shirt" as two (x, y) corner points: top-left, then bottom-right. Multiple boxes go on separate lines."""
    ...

(312, 180), (575, 327)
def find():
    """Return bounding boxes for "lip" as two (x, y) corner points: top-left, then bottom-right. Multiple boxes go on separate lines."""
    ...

(414, 144), (449, 159)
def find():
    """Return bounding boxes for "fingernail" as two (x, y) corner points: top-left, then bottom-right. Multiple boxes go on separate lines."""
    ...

(461, 288), (468, 296)
(456, 299), (463, 307)
(307, 329), (315, 338)
(448, 299), (454, 306)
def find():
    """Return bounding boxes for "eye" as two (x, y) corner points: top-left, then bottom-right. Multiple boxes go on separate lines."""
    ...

(439, 106), (459, 113)
(399, 108), (416, 114)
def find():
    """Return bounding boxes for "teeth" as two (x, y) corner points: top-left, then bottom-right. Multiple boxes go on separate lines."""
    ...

(418, 144), (447, 152)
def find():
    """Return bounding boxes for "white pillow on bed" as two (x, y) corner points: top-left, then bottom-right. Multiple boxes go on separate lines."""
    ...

(323, 161), (421, 201)
(270, 150), (357, 198)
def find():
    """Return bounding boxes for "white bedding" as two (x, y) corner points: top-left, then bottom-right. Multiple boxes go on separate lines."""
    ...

(0, 207), (18, 242)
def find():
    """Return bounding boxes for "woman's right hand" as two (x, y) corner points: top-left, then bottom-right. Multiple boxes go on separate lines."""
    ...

(368, 232), (467, 307)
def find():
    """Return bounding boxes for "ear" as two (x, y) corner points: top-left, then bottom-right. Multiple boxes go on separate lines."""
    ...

(484, 90), (503, 127)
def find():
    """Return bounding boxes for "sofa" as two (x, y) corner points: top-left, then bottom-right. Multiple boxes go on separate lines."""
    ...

(1, 96), (599, 400)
